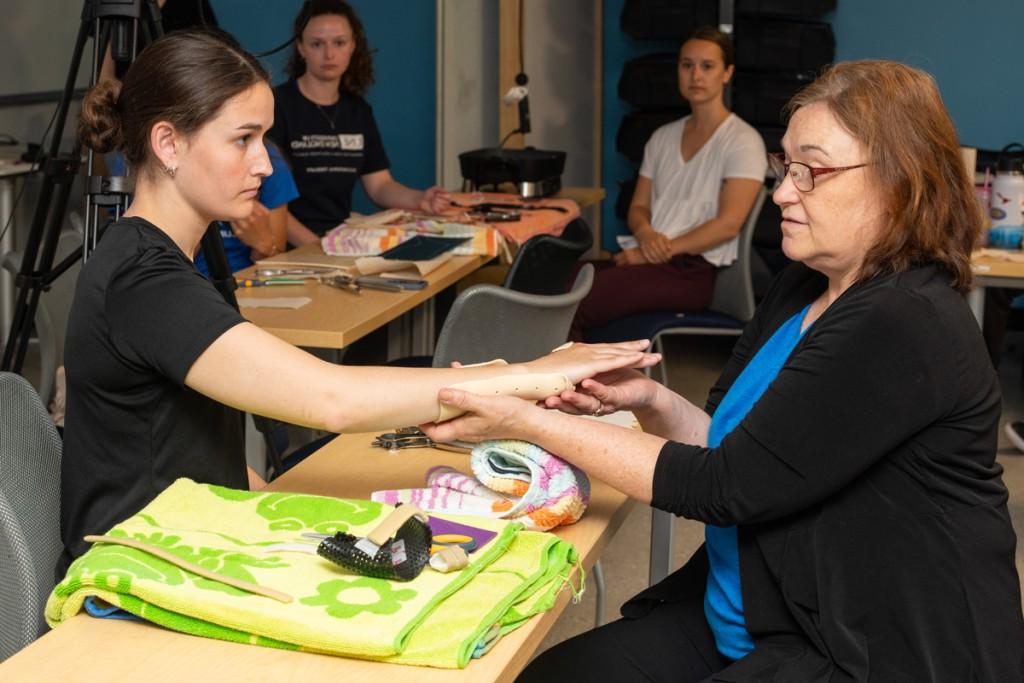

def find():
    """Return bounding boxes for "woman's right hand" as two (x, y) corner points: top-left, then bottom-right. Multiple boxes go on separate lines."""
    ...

(522, 340), (661, 385)
(542, 368), (659, 416)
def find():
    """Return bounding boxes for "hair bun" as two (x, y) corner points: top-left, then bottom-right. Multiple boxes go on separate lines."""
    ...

(79, 79), (123, 154)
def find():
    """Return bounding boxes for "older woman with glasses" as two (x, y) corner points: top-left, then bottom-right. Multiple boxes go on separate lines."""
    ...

(423, 60), (1024, 682)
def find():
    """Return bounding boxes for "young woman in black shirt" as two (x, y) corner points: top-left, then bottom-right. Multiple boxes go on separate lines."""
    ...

(63, 29), (657, 572)
(269, 0), (450, 243)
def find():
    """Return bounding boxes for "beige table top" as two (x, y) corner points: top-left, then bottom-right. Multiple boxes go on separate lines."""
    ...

(236, 243), (486, 348)
(972, 251), (1024, 282)
(0, 432), (632, 682)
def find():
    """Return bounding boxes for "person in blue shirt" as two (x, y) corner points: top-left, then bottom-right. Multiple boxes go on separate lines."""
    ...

(424, 60), (1024, 682)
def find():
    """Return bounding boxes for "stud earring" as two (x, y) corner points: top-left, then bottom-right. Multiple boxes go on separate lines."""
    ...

(164, 164), (177, 178)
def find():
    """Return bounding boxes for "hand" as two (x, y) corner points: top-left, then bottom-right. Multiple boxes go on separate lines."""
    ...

(229, 202), (275, 255)
(421, 389), (539, 444)
(637, 230), (673, 264)
(523, 340), (661, 385)
(542, 367), (658, 416)
(420, 186), (452, 214)
(613, 248), (647, 266)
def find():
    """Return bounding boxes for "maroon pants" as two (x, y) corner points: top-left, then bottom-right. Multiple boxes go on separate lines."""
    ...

(570, 254), (716, 341)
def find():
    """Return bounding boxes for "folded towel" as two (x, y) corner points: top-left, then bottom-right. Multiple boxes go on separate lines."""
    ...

(373, 440), (590, 531)
(321, 222), (501, 257)
(47, 479), (580, 668)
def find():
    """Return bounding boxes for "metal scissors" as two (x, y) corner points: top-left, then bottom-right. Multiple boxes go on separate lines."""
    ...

(254, 267), (334, 278)
(373, 430), (436, 451)
(324, 274), (406, 295)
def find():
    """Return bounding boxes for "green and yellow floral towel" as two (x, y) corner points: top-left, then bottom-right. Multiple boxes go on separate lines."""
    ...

(46, 479), (580, 667)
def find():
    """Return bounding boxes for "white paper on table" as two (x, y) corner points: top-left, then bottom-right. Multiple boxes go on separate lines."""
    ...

(237, 297), (312, 309)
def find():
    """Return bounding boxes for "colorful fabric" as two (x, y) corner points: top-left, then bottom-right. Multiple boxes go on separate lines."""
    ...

(447, 192), (581, 245)
(47, 479), (580, 668)
(321, 220), (502, 258)
(373, 440), (590, 531)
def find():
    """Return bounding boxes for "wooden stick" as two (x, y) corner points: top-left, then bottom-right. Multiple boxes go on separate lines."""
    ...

(84, 535), (294, 604)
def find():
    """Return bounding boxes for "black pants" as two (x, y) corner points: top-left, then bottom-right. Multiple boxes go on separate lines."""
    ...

(516, 593), (729, 683)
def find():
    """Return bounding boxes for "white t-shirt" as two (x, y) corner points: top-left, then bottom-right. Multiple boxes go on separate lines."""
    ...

(636, 113), (767, 266)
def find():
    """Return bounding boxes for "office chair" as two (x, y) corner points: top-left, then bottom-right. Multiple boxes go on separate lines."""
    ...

(0, 372), (63, 662)
(501, 218), (594, 295)
(432, 264), (593, 367)
(582, 187), (767, 586)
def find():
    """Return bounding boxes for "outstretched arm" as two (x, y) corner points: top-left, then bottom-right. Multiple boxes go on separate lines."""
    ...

(361, 169), (451, 214)
(185, 327), (660, 435)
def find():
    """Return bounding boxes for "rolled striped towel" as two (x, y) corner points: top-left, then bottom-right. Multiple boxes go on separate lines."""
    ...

(372, 440), (590, 531)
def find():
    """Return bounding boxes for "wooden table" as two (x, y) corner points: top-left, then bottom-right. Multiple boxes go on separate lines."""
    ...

(236, 243), (487, 353)
(0, 432), (634, 682)
(968, 251), (1024, 325)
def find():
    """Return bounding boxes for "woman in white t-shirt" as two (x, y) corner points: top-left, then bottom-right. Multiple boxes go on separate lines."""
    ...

(572, 27), (767, 339)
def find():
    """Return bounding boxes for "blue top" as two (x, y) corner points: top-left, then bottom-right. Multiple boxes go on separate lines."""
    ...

(195, 143), (299, 276)
(107, 144), (300, 277)
(704, 304), (811, 660)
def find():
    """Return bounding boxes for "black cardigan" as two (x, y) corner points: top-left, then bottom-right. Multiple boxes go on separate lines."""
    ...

(636, 263), (1024, 682)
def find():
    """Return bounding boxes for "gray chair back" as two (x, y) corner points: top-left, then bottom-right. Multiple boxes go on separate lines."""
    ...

(432, 264), (594, 367)
(706, 187), (768, 322)
(0, 372), (62, 661)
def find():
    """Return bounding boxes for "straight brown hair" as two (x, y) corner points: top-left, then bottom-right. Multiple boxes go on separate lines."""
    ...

(786, 60), (979, 292)
(80, 30), (269, 175)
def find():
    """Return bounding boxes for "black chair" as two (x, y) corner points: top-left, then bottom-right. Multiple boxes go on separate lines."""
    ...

(502, 218), (593, 295)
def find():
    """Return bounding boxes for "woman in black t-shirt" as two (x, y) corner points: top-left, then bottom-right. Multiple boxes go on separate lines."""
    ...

(63, 29), (658, 571)
(268, 0), (450, 244)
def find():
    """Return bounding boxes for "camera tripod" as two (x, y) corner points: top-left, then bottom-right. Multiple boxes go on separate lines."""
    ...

(1, 0), (240, 374)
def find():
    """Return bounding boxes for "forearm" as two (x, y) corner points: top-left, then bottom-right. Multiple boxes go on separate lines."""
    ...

(286, 212), (320, 246)
(187, 325), (540, 433)
(627, 205), (655, 237)
(633, 383), (711, 446)
(250, 208), (288, 259)
(668, 216), (740, 256)
(365, 178), (424, 212)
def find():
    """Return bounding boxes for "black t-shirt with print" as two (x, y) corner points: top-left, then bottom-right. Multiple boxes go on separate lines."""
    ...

(269, 80), (390, 236)
(60, 217), (248, 568)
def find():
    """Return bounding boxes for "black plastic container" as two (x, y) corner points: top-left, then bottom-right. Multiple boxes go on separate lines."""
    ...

(734, 20), (835, 71)
(619, 54), (686, 110)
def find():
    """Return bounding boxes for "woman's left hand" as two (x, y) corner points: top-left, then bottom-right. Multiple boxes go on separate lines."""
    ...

(421, 389), (538, 444)
(524, 340), (661, 384)
(613, 248), (647, 266)
(420, 186), (453, 213)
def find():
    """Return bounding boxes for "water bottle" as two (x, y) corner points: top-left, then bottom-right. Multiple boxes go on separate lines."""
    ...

(989, 143), (1024, 249)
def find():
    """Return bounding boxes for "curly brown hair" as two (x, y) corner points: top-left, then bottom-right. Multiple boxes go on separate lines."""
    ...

(785, 60), (979, 292)
(285, 0), (374, 97)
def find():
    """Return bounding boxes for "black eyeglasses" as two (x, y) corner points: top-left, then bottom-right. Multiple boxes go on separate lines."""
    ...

(767, 152), (869, 192)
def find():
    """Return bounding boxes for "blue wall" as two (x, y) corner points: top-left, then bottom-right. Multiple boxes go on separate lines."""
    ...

(601, 0), (1024, 250)
(214, 0), (437, 214)
(827, 0), (1024, 152)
